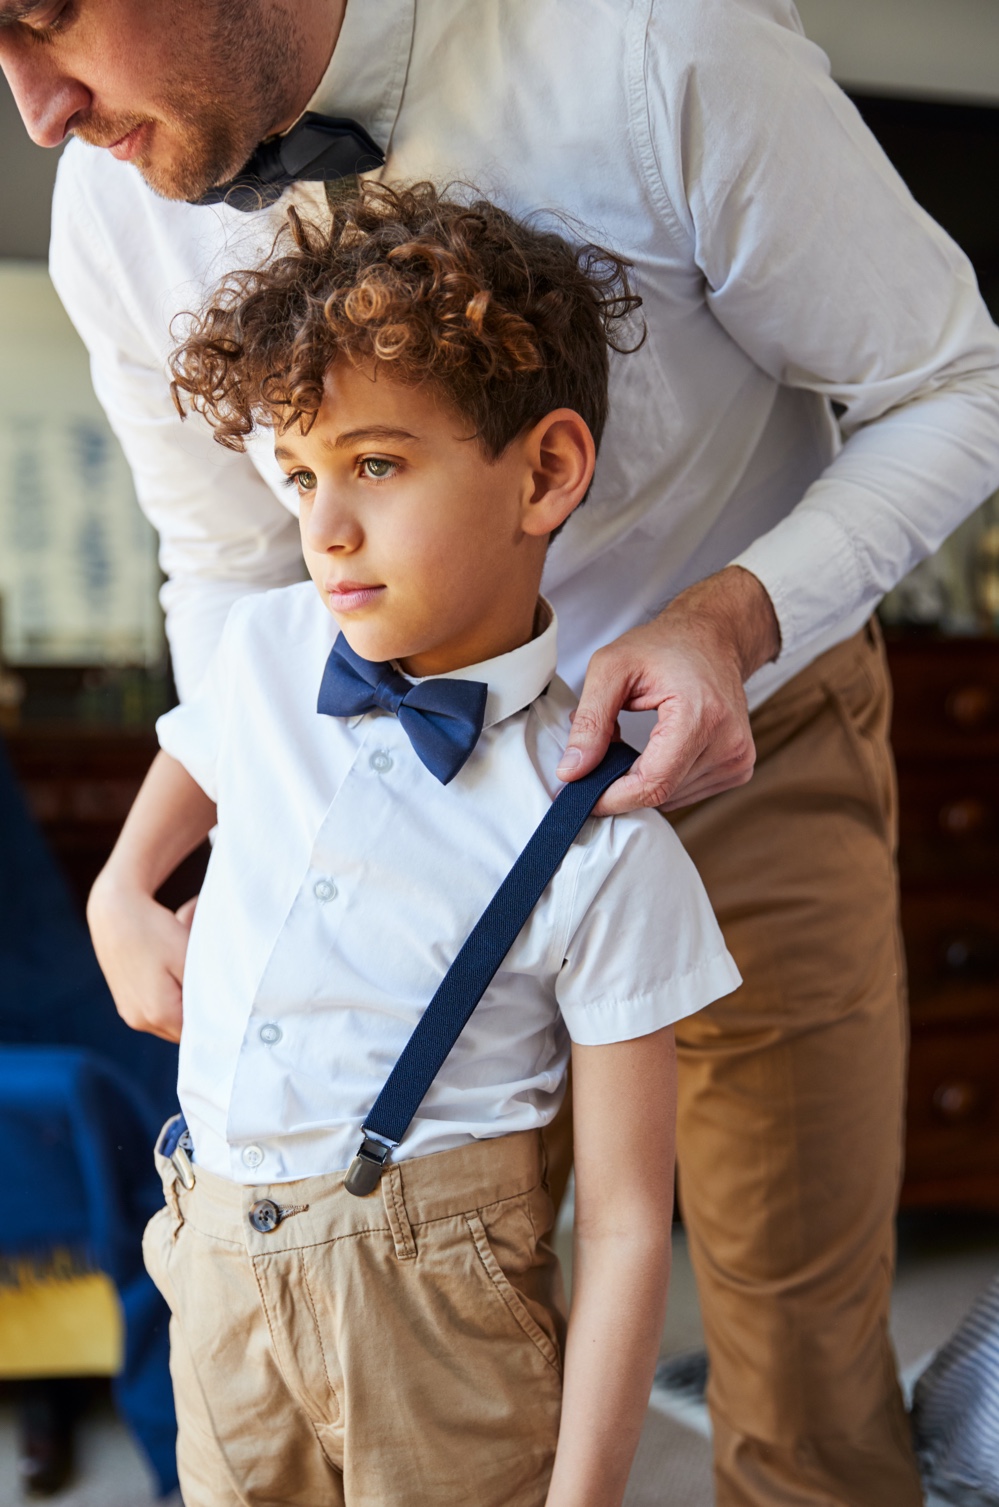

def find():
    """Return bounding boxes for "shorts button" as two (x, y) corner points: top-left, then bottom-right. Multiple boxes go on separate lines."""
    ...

(313, 877), (337, 903)
(369, 750), (393, 773)
(241, 1144), (265, 1169)
(249, 1199), (280, 1234)
(259, 1023), (282, 1045)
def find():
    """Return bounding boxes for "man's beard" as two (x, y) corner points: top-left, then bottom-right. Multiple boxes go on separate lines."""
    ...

(73, 1), (303, 202)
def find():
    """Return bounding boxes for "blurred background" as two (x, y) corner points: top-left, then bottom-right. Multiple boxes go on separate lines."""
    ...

(2, 1), (999, 1503)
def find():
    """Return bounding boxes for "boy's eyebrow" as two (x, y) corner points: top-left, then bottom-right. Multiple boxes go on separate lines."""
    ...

(325, 426), (420, 450)
(273, 426), (420, 462)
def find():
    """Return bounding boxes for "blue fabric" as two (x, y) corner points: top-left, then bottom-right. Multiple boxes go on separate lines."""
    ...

(364, 741), (637, 1148)
(913, 1274), (999, 1504)
(318, 632), (489, 785)
(0, 735), (178, 1497)
(194, 110), (384, 211)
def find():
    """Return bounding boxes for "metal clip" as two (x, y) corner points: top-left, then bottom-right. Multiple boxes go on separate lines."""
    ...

(344, 1135), (393, 1197)
(171, 1130), (196, 1191)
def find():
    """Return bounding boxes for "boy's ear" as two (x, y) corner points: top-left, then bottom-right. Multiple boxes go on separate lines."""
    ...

(520, 409), (596, 537)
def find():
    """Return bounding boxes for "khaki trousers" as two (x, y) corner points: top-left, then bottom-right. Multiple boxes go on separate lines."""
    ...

(549, 622), (923, 1505)
(144, 1130), (564, 1507)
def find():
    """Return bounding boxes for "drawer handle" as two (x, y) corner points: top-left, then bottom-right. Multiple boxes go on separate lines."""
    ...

(938, 798), (989, 838)
(945, 684), (995, 731)
(932, 1080), (984, 1122)
(941, 932), (999, 978)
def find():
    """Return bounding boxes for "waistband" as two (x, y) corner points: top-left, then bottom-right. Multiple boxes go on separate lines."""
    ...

(155, 1123), (548, 1256)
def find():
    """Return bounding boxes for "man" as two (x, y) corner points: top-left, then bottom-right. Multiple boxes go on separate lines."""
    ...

(3, 1), (998, 1502)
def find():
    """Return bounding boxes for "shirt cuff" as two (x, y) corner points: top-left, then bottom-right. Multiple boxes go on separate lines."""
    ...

(731, 500), (863, 664)
(561, 951), (741, 1047)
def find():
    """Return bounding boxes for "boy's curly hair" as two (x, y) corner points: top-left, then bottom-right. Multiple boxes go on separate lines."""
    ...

(169, 180), (643, 456)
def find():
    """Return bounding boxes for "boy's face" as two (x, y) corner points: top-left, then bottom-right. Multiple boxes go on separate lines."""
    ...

(275, 362), (556, 677)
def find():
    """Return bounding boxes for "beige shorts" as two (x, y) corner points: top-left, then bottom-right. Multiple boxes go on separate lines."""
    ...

(144, 1126), (565, 1507)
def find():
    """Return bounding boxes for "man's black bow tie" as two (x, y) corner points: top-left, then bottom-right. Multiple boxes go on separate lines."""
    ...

(192, 112), (385, 213)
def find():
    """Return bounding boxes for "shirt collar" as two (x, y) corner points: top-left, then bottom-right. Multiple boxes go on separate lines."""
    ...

(407, 599), (558, 731)
(306, 0), (415, 158)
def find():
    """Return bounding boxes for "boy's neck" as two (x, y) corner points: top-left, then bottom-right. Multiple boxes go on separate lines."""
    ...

(397, 598), (546, 679)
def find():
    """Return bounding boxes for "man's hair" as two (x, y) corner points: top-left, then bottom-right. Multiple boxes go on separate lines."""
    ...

(169, 180), (643, 457)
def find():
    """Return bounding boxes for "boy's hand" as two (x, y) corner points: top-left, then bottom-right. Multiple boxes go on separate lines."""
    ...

(555, 565), (780, 814)
(87, 877), (195, 1043)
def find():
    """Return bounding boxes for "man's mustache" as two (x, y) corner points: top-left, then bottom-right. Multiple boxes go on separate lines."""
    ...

(70, 112), (148, 151)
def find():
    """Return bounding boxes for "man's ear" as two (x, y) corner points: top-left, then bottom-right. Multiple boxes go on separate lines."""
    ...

(520, 409), (596, 538)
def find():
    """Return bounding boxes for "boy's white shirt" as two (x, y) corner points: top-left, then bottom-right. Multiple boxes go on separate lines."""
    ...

(157, 587), (740, 1185)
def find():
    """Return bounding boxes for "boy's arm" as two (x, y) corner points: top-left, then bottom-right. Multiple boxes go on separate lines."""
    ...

(545, 1024), (677, 1507)
(87, 751), (217, 1043)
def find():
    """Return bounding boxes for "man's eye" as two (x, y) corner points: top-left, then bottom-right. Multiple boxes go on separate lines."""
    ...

(360, 457), (396, 480)
(24, 1), (73, 34)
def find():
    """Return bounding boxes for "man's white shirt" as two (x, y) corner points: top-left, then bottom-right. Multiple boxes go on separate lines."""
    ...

(156, 592), (739, 1183)
(48, 0), (999, 713)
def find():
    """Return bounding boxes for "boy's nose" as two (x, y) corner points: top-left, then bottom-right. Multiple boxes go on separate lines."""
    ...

(303, 488), (364, 554)
(1, 51), (91, 149)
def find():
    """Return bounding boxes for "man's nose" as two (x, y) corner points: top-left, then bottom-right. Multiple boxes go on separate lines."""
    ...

(0, 50), (92, 149)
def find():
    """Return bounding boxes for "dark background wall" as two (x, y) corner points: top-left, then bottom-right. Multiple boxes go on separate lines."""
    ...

(0, 78), (62, 259)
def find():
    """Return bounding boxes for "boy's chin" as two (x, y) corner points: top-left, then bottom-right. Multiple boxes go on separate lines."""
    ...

(335, 624), (414, 668)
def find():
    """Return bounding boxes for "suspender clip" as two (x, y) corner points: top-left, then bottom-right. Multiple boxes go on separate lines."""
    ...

(345, 1133), (394, 1198)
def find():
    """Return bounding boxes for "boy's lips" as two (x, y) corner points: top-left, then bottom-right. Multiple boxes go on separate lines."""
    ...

(325, 582), (386, 612)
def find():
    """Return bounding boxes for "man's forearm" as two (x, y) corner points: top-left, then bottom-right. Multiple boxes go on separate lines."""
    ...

(659, 564), (781, 684)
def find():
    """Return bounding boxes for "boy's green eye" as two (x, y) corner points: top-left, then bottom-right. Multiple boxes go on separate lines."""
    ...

(294, 470), (318, 492)
(361, 457), (395, 479)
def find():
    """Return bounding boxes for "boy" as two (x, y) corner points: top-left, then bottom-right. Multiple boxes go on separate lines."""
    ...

(87, 182), (740, 1507)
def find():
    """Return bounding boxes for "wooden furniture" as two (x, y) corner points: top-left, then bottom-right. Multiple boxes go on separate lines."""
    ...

(888, 636), (999, 1209)
(5, 725), (207, 915)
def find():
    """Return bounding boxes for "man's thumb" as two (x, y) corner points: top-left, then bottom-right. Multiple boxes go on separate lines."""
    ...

(556, 701), (616, 782)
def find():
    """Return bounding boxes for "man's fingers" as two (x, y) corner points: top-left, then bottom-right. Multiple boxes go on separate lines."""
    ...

(557, 652), (633, 782)
(594, 732), (756, 815)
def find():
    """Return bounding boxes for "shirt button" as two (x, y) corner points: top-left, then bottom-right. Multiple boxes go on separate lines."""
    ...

(259, 1023), (282, 1046)
(313, 877), (337, 903)
(369, 749), (393, 773)
(241, 1144), (265, 1170)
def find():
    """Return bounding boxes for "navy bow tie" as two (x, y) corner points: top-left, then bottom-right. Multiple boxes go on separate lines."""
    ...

(318, 635), (488, 785)
(192, 112), (385, 213)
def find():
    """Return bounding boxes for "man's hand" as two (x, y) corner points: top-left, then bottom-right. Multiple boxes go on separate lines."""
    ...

(555, 566), (780, 814)
(87, 878), (197, 1044)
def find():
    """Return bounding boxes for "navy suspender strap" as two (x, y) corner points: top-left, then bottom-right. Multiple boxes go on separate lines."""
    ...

(344, 740), (637, 1196)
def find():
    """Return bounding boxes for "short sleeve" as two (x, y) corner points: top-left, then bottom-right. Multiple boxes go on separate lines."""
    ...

(555, 809), (740, 1046)
(155, 596), (247, 800)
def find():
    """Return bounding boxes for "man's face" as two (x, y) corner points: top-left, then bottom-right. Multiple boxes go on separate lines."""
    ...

(0, 0), (310, 201)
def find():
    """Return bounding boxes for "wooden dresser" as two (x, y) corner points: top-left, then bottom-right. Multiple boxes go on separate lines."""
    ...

(6, 638), (999, 1210)
(5, 724), (208, 916)
(887, 636), (999, 1209)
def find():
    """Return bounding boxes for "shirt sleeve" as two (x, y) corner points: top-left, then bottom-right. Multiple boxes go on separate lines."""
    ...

(643, 0), (999, 661)
(555, 810), (741, 1045)
(48, 143), (306, 701)
(154, 596), (249, 801)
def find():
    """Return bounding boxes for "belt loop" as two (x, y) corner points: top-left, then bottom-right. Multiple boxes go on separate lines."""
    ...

(381, 1163), (417, 1261)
